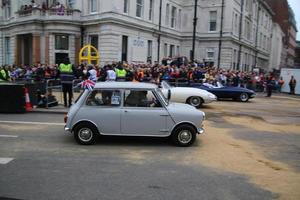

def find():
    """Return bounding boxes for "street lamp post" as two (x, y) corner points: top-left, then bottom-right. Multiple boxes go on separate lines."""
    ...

(217, 0), (225, 69)
(157, 0), (163, 63)
(191, 0), (198, 62)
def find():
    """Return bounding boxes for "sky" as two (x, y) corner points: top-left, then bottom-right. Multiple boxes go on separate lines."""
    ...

(288, 0), (300, 40)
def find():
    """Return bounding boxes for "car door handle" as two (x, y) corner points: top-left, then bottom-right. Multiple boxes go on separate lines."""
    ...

(124, 110), (129, 113)
(160, 114), (170, 116)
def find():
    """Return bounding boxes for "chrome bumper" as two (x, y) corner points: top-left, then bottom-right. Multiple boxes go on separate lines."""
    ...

(197, 127), (204, 134)
(64, 126), (71, 132)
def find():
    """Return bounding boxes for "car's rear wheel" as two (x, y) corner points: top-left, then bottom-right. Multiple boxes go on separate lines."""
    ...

(171, 124), (196, 147)
(188, 96), (203, 108)
(73, 123), (98, 145)
(239, 93), (249, 102)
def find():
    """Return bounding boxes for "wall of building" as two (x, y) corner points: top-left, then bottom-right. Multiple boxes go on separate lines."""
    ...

(0, 0), (283, 72)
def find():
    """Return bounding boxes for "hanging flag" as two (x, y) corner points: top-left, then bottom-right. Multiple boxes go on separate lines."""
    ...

(81, 79), (95, 91)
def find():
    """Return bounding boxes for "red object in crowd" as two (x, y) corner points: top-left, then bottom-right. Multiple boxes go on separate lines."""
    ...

(24, 88), (33, 112)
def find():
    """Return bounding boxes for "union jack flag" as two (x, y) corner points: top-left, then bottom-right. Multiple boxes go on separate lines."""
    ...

(81, 79), (96, 91)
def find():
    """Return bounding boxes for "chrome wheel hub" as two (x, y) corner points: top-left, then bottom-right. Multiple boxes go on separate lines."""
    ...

(190, 97), (200, 107)
(178, 130), (192, 144)
(78, 128), (93, 142)
(240, 93), (248, 101)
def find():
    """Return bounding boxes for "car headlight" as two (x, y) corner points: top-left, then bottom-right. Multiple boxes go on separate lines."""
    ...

(208, 94), (216, 99)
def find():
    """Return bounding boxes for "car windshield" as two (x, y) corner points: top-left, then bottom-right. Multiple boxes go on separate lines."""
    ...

(161, 81), (172, 90)
(203, 82), (224, 89)
(156, 88), (169, 106)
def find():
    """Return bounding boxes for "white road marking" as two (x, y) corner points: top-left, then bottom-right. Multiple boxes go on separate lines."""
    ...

(0, 135), (18, 138)
(0, 158), (14, 164)
(0, 120), (65, 126)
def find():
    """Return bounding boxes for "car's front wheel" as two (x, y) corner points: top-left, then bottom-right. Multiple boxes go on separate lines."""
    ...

(171, 124), (196, 147)
(239, 93), (249, 102)
(73, 123), (98, 145)
(187, 96), (203, 108)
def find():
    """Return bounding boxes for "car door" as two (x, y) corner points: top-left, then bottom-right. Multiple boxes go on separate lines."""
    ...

(82, 89), (121, 135)
(121, 89), (171, 136)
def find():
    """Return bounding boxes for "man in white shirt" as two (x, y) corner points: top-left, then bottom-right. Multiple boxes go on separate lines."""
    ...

(106, 66), (116, 81)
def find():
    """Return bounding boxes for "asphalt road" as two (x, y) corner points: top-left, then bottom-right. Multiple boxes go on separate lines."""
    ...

(0, 94), (299, 200)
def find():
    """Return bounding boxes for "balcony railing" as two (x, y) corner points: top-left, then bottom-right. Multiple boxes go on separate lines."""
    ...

(15, 7), (81, 20)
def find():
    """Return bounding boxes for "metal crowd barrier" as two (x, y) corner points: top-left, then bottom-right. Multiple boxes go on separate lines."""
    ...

(45, 79), (61, 108)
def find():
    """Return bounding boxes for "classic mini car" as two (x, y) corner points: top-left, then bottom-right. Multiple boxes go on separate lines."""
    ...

(161, 81), (217, 108)
(191, 82), (256, 102)
(64, 82), (205, 147)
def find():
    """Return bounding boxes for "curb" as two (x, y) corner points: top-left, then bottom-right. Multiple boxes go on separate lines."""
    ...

(31, 109), (68, 114)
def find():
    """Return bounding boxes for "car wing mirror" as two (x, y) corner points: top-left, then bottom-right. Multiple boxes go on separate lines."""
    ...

(168, 89), (171, 100)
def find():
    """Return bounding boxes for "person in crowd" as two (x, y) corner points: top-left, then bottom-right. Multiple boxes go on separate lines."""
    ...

(86, 64), (97, 82)
(278, 77), (284, 92)
(0, 66), (10, 82)
(289, 75), (297, 95)
(106, 65), (116, 81)
(115, 63), (127, 81)
(266, 76), (275, 97)
(58, 57), (74, 107)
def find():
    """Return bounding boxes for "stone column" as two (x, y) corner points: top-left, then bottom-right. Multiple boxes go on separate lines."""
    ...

(74, 35), (81, 66)
(32, 34), (41, 64)
(45, 35), (50, 64)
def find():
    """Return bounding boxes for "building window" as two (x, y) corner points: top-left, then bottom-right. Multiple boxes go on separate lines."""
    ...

(178, 9), (182, 29)
(4, 0), (11, 19)
(206, 48), (215, 59)
(165, 4), (170, 26)
(244, 20), (251, 40)
(90, 35), (99, 50)
(164, 43), (168, 57)
(233, 49), (237, 70)
(68, 0), (75, 8)
(176, 46), (180, 56)
(234, 13), (239, 34)
(124, 0), (129, 13)
(171, 6), (177, 28)
(90, 0), (97, 13)
(136, 0), (144, 17)
(169, 45), (175, 57)
(148, 0), (154, 20)
(4, 37), (10, 64)
(209, 11), (217, 31)
(147, 40), (153, 62)
(55, 35), (69, 50)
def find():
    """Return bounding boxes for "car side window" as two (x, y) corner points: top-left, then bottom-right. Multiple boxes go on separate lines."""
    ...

(86, 90), (121, 107)
(124, 90), (162, 108)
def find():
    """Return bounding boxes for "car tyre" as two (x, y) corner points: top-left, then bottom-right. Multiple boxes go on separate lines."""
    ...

(73, 122), (98, 145)
(171, 124), (196, 147)
(239, 93), (249, 102)
(188, 96), (203, 108)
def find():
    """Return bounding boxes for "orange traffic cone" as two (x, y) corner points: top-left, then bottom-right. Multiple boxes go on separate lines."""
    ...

(24, 88), (33, 112)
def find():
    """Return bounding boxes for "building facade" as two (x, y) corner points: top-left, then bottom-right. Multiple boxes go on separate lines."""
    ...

(0, 0), (283, 71)
(295, 41), (300, 68)
(265, 0), (298, 68)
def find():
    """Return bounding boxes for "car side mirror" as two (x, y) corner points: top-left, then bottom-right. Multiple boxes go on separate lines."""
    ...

(168, 89), (171, 100)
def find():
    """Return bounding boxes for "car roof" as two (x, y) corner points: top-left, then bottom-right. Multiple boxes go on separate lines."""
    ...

(94, 82), (158, 89)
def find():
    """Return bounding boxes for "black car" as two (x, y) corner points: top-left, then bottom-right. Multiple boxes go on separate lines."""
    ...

(190, 83), (256, 102)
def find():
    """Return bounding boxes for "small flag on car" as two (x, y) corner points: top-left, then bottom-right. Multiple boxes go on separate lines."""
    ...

(81, 79), (95, 91)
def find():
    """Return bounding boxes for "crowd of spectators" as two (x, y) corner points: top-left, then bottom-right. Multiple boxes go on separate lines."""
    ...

(0, 57), (283, 93)
(19, 0), (67, 15)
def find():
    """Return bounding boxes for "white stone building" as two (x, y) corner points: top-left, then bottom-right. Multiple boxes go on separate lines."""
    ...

(269, 23), (285, 70)
(0, 0), (276, 71)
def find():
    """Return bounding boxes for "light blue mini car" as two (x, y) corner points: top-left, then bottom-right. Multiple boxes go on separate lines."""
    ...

(65, 82), (205, 147)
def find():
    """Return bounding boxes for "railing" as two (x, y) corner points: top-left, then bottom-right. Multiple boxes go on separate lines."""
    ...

(16, 7), (81, 19)
(45, 79), (62, 108)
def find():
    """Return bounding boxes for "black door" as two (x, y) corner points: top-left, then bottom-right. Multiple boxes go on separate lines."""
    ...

(122, 35), (128, 62)
(55, 53), (69, 65)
